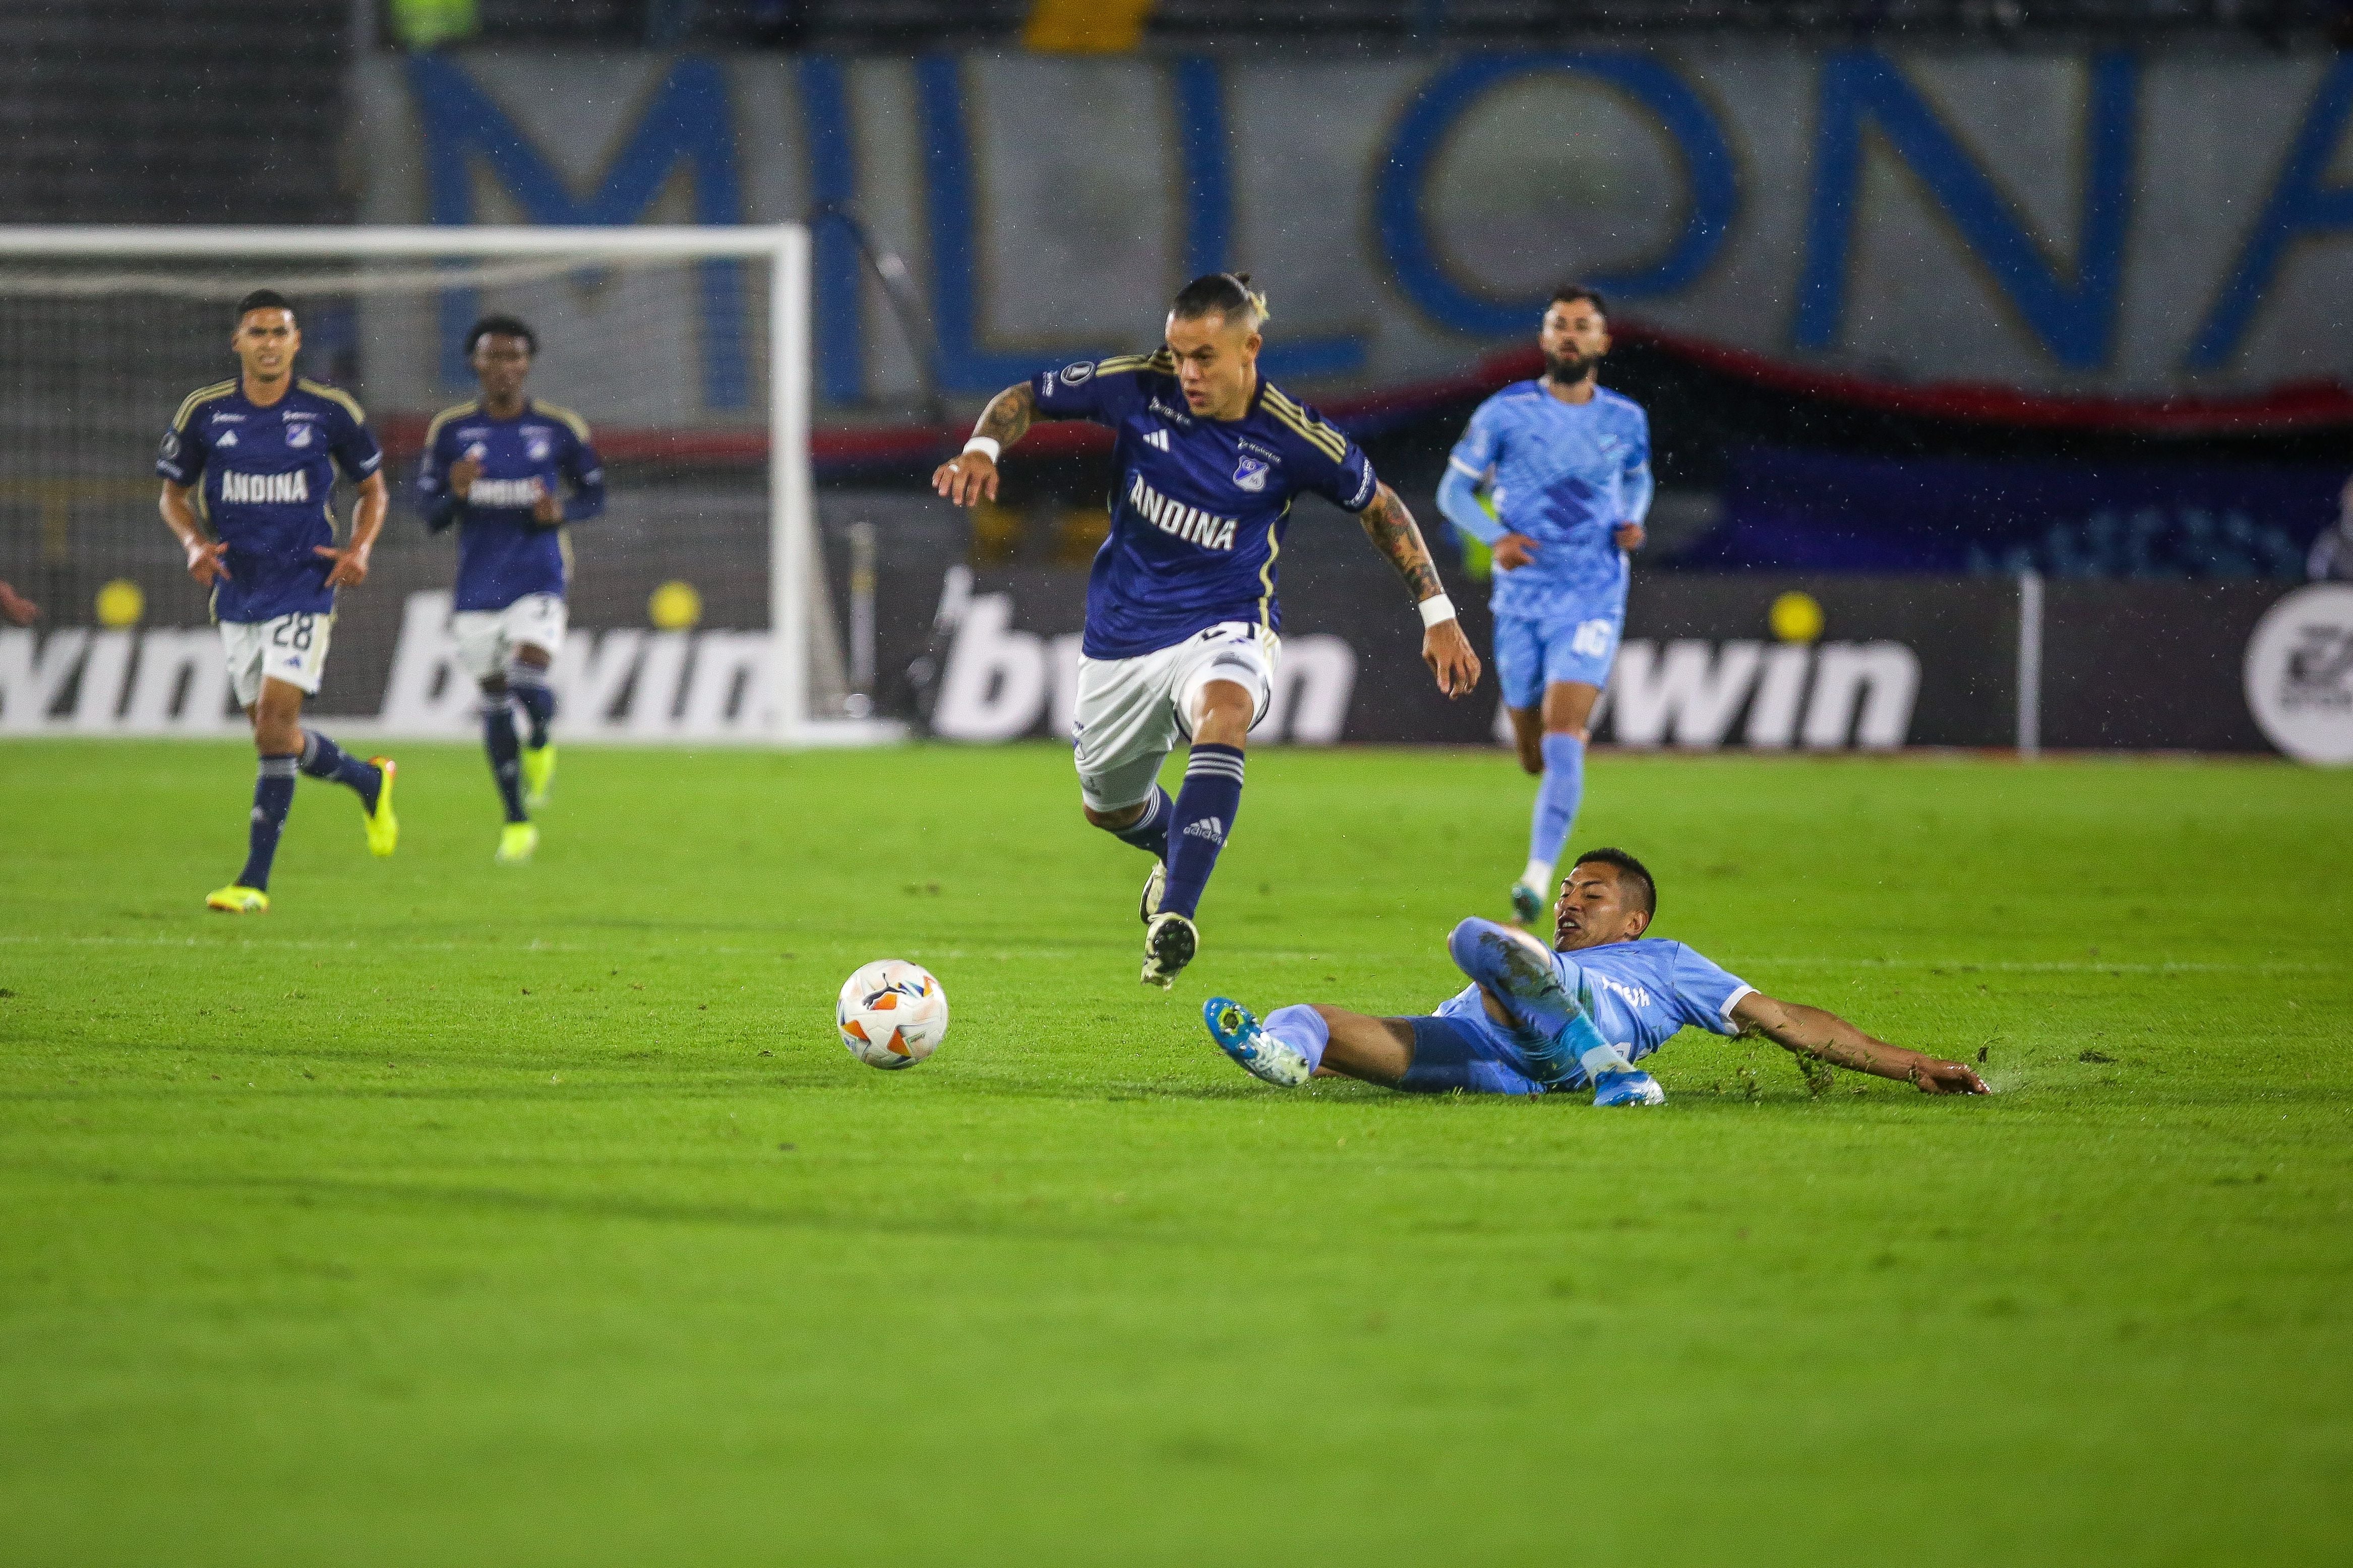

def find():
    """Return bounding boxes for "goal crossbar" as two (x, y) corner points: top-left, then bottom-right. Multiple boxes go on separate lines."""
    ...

(0, 225), (828, 745)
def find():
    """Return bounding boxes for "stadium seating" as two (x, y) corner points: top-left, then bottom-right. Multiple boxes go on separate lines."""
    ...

(0, 0), (348, 224)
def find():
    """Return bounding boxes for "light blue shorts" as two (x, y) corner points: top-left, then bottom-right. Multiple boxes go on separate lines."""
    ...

(1398, 1013), (1548, 1097)
(1493, 603), (1625, 712)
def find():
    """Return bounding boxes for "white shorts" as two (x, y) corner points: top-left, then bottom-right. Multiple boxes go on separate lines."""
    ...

(1072, 621), (1279, 811)
(450, 594), (568, 682)
(220, 611), (333, 708)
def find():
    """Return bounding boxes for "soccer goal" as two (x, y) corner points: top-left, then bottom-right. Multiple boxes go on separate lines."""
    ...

(0, 225), (877, 745)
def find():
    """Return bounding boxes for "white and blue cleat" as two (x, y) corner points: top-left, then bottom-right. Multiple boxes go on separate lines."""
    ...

(1591, 1068), (1666, 1107)
(1202, 997), (1312, 1088)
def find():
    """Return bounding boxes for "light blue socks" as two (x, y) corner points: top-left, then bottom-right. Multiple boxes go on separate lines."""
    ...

(1262, 1004), (1330, 1072)
(1528, 731), (1585, 874)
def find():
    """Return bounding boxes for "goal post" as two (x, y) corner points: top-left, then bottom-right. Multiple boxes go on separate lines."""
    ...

(0, 224), (874, 746)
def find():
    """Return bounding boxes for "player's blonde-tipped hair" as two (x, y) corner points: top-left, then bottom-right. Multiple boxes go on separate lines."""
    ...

(1172, 272), (1269, 332)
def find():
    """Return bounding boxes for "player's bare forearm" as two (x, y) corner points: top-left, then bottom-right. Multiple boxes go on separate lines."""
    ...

(973, 382), (1035, 451)
(931, 383), (1035, 508)
(1357, 484), (1445, 604)
(160, 483), (228, 583)
(1734, 993), (1987, 1094)
(313, 472), (388, 588)
(1356, 485), (1481, 698)
(349, 472), (389, 552)
(158, 482), (201, 549)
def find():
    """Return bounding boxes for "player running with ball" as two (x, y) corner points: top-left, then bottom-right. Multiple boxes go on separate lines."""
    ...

(156, 290), (398, 914)
(1205, 847), (1989, 1106)
(1437, 286), (1652, 926)
(934, 274), (1480, 987)
(416, 315), (605, 864)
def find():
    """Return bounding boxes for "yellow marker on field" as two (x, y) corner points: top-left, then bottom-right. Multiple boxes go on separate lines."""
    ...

(649, 580), (702, 630)
(95, 578), (145, 628)
(1769, 590), (1823, 644)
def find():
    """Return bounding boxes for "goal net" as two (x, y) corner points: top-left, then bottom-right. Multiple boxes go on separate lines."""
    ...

(0, 226), (863, 743)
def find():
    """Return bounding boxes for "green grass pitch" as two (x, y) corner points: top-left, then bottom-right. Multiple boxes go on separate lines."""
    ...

(1, 739), (2347, 1566)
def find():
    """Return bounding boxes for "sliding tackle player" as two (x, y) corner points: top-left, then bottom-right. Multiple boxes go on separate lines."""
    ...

(1205, 847), (1989, 1105)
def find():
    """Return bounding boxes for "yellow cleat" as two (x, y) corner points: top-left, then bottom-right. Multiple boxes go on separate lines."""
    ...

(205, 884), (269, 914)
(364, 757), (399, 858)
(520, 741), (557, 809)
(496, 822), (539, 865)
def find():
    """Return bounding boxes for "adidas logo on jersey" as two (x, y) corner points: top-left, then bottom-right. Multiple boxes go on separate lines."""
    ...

(218, 469), (310, 504)
(1183, 817), (1226, 844)
(1142, 428), (1170, 452)
(1128, 474), (1238, 551)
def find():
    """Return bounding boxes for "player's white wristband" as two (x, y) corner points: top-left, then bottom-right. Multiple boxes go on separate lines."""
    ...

(962, 436), (1001, 464)
(1417, 593), (1458, 628)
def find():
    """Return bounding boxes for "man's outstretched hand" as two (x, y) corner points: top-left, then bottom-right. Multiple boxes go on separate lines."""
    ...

(185, 539), (231, 586)
(0, 579), (39, 626)
(931, 452), (1000, 508)
(313, 542), (372, 589)
(1909, 1057), (1990, 1095)
(1424, 617), (1481, 699)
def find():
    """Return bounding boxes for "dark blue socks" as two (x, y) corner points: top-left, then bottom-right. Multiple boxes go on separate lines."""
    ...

(299, 729), (381, 814)
(508, 661), (556, 748)
(1161, 743), (1244, 920)
(1107, 786), (1173, 861)
(238, 755), (298, 890)
(482, 701), (528, 824)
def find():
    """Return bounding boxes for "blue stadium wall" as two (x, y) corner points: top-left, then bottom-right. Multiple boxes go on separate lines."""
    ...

(350, 44), (2353, 422)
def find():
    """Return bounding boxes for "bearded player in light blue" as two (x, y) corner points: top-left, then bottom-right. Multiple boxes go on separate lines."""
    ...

(1204, 848), (1989, 1106)
(1438, 286), (1652, 926)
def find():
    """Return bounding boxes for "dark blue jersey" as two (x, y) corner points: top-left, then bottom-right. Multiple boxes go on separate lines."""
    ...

(417, 399), (605, 612)
(156, 378), (383, 623)
(1033, 350), (1379, 659)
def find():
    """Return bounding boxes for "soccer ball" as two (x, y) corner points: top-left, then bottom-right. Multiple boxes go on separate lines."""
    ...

(835, 960), (948, 1070)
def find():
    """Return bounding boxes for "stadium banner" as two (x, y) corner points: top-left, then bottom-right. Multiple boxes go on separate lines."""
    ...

(0, 568), (2328, 758)
(1696, 450), (2347, 575)
(347, 45), (2353, 418)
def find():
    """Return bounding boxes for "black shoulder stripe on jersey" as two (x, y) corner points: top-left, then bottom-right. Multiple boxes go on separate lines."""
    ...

(170, 380), (237, 432)
(297, 378), (368, 425)
(1260, 386), (1347, 462)
(532, 400), (593, 443)
(423, 399), (480, 449)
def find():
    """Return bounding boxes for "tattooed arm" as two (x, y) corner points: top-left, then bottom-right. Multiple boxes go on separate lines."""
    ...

(1359, 482), (1481, 700)
(931, 382), (1037, 507)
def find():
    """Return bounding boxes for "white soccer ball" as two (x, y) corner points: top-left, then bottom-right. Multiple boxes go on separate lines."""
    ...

(835, 960), (948, 1070)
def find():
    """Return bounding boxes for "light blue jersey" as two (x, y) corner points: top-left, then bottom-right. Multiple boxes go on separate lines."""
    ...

(1408, 938), (1752, 1096)
(1439, 381), (1652, 704)
(1446, 380), (1652, 618)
